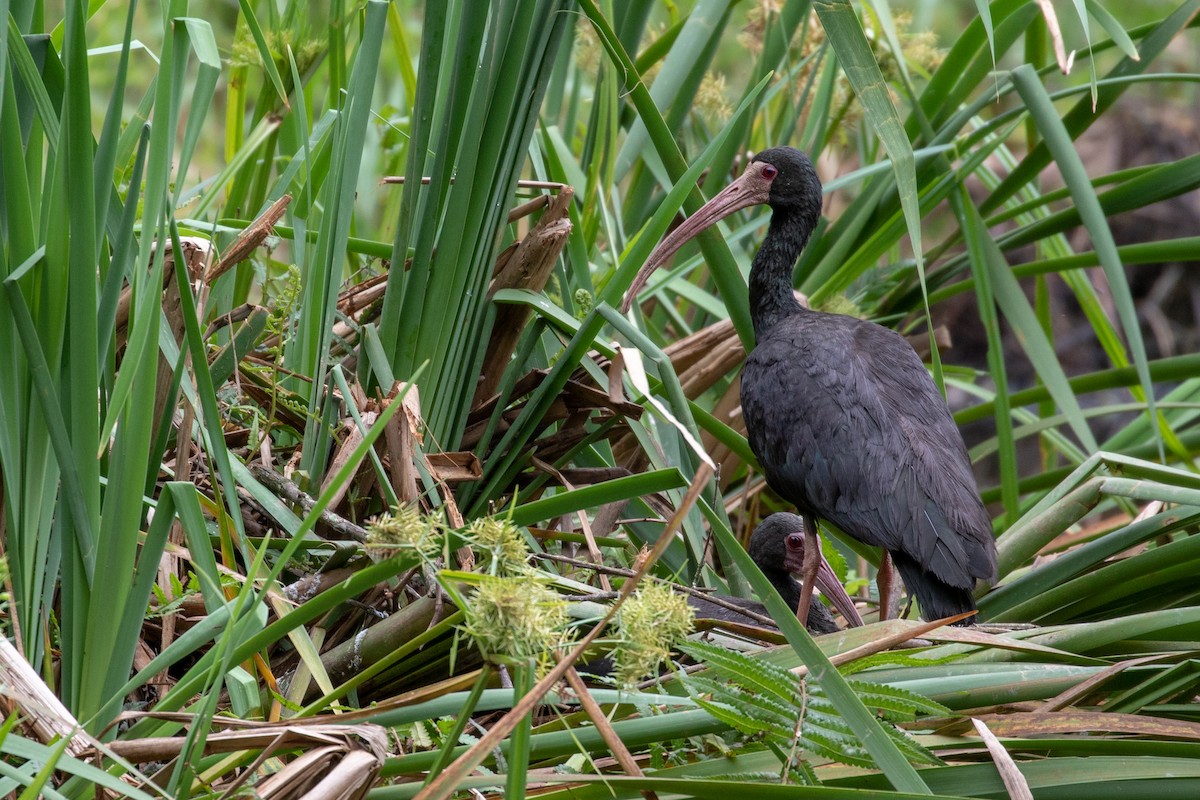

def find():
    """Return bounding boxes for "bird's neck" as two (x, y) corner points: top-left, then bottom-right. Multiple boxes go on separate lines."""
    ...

(748, 208), (812, 340)
(765, 570), (801, 610)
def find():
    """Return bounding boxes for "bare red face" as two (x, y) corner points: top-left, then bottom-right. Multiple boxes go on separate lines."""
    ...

(784, 531), (807, 573)
(784, 528), (864, 627)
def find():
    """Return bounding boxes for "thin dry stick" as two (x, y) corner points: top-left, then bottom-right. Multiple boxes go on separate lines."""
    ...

(563, 666), (658, 800)
(532, 457), (611, 592)
(538, 552), (776, 628)
(412, 464), (715, 800)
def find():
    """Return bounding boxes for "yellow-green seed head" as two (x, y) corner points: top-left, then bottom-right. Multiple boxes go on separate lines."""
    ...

(612, 583), (695, 686)
(365, 505), (440, 559)
(462, 576), (571, 667)
(465, 516), (531, 575)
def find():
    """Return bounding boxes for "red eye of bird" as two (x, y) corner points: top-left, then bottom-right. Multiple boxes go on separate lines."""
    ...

(761, 164), (778, 179)
(785, 532), (804, 551)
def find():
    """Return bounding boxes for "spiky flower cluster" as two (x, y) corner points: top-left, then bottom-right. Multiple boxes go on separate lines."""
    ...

(462, 576), (571, 668)
(230, 26), (323, 75)
(695, 73), (732, 123)
(865, 13), (945, 81)
(739, 1), (785, 56)
(613, 583), (695, 686)
(573, 17), (602, 74)
(739, 9), (946, 143)
(465, 516), (531, 576)
(365, 504), (441, 560)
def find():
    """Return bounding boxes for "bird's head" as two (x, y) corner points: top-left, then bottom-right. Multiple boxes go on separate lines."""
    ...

(747, 512), (805, 570)
(746, 513), (864, 627)
(621, 146), (823, 313)
(751, 147), (822, 221)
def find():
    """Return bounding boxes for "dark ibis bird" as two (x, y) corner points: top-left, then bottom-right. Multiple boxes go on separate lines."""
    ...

(624, 148), (996, 625)
(689, 513), (862, 634)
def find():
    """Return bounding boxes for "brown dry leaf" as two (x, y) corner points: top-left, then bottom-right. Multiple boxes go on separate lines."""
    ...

(975, 710), (1200, 739)
(382, 382), (419, 503)
(474, 186), (574, 404)
(249, 745), (380, 799)
(106, 721), (388, 762)
(972, 717), (1033, 800)
(426, 451), (482, 484)
(321, 410), (375, 510)
(206, 193), (292, 284)
(0, 638), (93, 758)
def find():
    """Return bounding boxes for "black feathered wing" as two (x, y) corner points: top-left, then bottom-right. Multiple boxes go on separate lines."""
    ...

(740, 312), (996, 619)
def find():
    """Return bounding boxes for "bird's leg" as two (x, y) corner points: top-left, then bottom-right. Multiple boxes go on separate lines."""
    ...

(877, 551), (898, 621)
(796, 515), (821, 627)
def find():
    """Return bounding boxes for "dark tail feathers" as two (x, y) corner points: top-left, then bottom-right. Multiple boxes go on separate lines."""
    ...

(891, 552), (980, 626)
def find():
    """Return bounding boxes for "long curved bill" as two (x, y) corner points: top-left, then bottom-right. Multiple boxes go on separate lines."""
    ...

(785, 542), (864, 628)
(812, 555), (865, 628)
(621, 162), (773, 313)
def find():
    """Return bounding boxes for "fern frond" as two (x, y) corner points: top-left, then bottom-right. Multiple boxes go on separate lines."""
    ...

(686, 675), (799, 732)
(682, 638), (948, 772)
(691, 695), (780, 737)
(679, 640), (804, 705)
(839, 649), (964, 674)
(846, 679), (952, 719)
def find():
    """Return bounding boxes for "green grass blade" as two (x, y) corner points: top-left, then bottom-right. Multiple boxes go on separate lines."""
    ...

(1084, 0), (1141, 61)
(578, 0), (756, 345)
(296, 0), (387, 477)
(234, 0), (288, 108)
(955, 187), (1019, 524)
(814, 0), (937, 387)
(1011, 64), (1163, 460)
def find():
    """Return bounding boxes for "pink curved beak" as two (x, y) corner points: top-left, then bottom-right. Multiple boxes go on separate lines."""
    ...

(621, 162), (774, 313)
(786, 539), (865, 628)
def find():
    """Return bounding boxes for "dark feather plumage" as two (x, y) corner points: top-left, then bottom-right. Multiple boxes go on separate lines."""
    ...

(736, 148), (997, 623)
(626, 146), (997, 625)
(745, 512), (841, 633)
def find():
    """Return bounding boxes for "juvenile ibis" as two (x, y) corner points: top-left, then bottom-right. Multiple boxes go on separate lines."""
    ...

(688, 513), (862, 633)
(624, 148), (996, 625)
